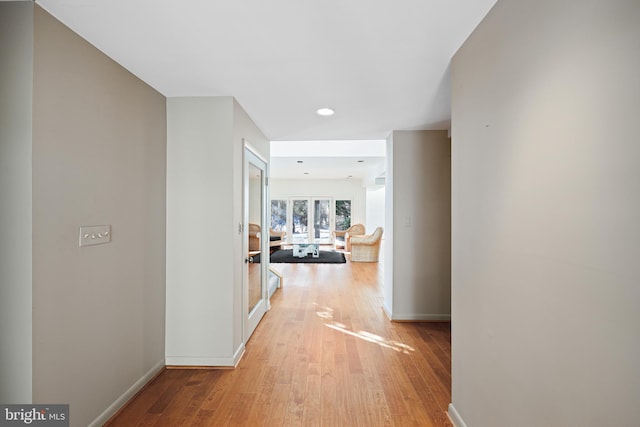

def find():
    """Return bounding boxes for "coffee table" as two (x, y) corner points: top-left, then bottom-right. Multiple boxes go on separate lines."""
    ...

(292, 242), (320, 258)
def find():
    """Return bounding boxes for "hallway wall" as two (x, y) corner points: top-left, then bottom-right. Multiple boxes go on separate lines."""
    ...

(450, 1), (640, 425)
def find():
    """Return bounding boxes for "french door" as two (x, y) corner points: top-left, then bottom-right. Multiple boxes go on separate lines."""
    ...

(271, 198), (352, 244)
(291, 199), (309, 243)
(312, 199), (331, 243)
(288, 198), (330, 243)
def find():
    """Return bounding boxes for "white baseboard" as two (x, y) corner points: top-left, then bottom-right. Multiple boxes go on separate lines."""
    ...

(232, 343), (245, 367)
(88, 358), (165, 427)
(389, 313), (451, 322)
(165, 343), (246, 368)
(382, 303), (393, 320)
(382, 304), (450, 322)
(165, 356), (235, 366)
(448, 403), (468, 427)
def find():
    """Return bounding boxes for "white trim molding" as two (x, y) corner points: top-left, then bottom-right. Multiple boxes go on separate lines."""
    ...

(382, 303), (393, 320)
(389, 313), (451, 322)
(88, 359), (165, 427)
(233, 343), (246, 367)
(165, 343), (246, 368)
(448, 403), (468, 427)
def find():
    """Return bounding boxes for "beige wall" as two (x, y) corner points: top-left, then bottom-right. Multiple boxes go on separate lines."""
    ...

(32, 6), (166, 426)
(0, 1), (34, 403)
(450, 0), (640, 426)
(385, 130), (451, 320)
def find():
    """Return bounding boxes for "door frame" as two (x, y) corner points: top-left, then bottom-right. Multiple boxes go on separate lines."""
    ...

(243, 141), (269, 344)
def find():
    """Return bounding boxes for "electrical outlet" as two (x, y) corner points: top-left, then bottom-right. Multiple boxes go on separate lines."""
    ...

(79, 225), (111, 247)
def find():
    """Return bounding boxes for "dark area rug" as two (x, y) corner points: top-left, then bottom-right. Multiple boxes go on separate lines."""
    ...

(253, 249), (346, 264)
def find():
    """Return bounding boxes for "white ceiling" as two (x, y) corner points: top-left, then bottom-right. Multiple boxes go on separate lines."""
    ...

(269, 140), (385, 181)
(270, 156), (385, 181)
(36, 0), (496, 142)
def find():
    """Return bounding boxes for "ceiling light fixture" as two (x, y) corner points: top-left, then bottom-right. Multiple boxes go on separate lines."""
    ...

(316, 107), (335, 116)
(297, 160), (303, 163)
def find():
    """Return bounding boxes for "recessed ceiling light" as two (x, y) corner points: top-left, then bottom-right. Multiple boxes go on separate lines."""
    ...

(316, 107), (335, 116)
(297, 160), (303, 163)
(357, 160), (364, 163)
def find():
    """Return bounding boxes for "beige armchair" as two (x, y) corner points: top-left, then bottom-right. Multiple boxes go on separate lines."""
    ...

(248, 223), (261, 251)
(249, 223), (286, 252)
(350, 227), (383, 262)
(269, 228), (286, 249)
(331, 223), (365, 251)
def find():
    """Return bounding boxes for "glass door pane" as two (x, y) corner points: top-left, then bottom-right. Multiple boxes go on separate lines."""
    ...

(292, 200), (308, 243)
(335, 200), (352, 231)
(244, 147), (267, 343)
(247, 162), (263, 315)
(270, 200), (287, 232)
(313, 199), (331, 244)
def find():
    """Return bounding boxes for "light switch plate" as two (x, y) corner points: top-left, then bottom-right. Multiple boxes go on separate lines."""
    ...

(79, 225), (111, 247)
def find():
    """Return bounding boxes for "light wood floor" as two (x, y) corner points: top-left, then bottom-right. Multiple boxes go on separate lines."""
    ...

(107, 256), (452, 426)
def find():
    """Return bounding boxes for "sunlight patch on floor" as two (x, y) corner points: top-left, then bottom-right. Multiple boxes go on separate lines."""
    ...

(314, 303), (414, 354)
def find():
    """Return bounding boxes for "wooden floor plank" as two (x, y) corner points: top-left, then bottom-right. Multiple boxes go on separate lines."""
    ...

(107, 256), (452, 427)
(301, 362), (322, 427)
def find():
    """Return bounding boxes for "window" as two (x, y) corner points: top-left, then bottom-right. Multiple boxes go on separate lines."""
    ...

(270, 197), (353, 243)
(292, 200), (308, 243)
(335, 200), (352, 231)
(270, 200), (287, 231)
(313, 199), (331, 243)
